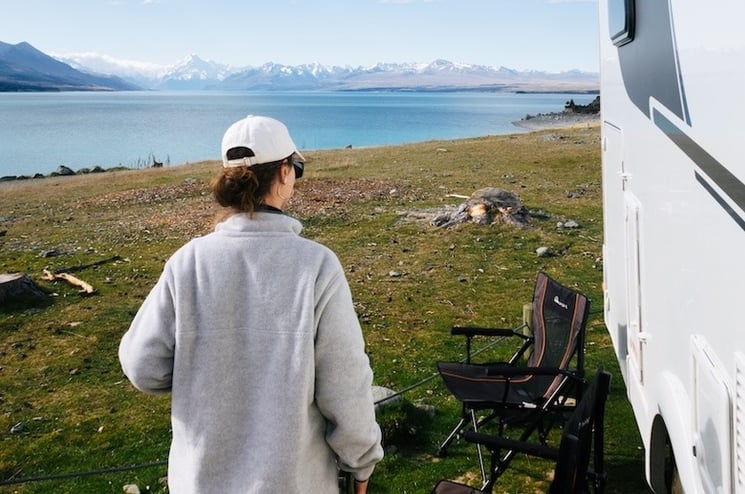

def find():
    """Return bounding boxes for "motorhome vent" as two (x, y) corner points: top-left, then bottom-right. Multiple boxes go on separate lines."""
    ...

(691, 335), (732, 493)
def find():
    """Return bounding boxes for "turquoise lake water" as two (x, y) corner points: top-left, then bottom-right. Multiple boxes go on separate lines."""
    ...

(0, 90), (595, 177)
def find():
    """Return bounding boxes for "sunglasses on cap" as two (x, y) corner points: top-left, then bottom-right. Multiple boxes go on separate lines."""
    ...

(292, 160), (304, 179)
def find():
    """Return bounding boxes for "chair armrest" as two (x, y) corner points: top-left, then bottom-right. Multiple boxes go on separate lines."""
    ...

(451, 325), (529, 339)
(464, 431), (559, 460)
(482, 365), (575, 378)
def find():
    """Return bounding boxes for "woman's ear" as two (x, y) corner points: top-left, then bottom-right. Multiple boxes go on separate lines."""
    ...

(279, 160), (291, 184)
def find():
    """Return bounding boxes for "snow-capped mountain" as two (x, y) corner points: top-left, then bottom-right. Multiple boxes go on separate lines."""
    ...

(51, 49), (598, 93)
(53, 53), (235, 89)
(218, 59), (598, 92)
(157, 54), (236, 89)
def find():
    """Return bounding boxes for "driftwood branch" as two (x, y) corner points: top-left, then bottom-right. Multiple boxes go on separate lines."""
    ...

(42, 269), (95, 295)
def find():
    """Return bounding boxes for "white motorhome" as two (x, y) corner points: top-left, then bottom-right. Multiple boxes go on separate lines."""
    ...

(599, 0), (745, 492)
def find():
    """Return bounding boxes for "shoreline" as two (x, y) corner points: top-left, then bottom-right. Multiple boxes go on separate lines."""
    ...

(511, 112), (599, 131)
(1, 116), (600, 183)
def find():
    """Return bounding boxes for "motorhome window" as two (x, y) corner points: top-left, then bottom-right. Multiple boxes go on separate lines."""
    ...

(609, 0), (634, 46)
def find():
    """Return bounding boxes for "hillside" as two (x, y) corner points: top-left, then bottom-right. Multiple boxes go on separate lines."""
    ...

(0, 41), (139, 91)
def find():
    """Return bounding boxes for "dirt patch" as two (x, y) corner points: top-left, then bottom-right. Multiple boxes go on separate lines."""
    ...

(79, 179), (207, 209)
(290, 178), (410, 218)
(69, 178), (413, 244)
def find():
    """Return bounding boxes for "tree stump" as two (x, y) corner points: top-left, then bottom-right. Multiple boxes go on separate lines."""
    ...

(431, 187), (530, 228)
(0, 273), (50, 309)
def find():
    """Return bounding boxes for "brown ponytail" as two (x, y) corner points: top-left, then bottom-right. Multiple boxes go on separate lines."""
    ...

(210, 161), (284, 216)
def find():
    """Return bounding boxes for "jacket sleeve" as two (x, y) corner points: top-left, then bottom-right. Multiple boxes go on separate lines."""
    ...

(313, 263), (384, 481)
(118, 266), (176, 394)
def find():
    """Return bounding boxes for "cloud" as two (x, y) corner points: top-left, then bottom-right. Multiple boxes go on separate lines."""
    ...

(52, 52), (167, 77)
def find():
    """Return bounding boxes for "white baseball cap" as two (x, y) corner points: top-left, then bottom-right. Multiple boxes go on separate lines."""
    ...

(221, 115), (304, 168)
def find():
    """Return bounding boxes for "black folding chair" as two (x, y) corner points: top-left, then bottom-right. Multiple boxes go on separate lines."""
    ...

(435, 271), (590, 482)
(433, 369), (610, 494)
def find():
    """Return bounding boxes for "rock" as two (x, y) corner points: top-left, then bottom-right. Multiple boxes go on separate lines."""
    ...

(10, 422), (26, 434)
(373, 385), (401, 412)
(123, 484), (141, 494)
(414, 403), (437, 417)
(536, 246), (552, 257)
(55, 165), (75, 176)
(563, 220), (580, 229)
(0, 273), (50, 308)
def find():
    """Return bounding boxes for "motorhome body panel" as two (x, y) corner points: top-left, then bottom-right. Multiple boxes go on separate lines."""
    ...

(599, 0), (745, 492)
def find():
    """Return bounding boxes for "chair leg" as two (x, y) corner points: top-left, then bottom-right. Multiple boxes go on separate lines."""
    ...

(436, 409), (488, 485)
(479, 444), (500, 494)
(470, 410), (487, 484)
(436, 416), (470, 457)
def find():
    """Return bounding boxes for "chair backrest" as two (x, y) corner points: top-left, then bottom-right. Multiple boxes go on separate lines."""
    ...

(526, 272), (590, 398)
(549, 369), (611, 494)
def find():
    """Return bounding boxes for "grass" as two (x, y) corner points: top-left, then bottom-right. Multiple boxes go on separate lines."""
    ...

(0, 124), (650, 493)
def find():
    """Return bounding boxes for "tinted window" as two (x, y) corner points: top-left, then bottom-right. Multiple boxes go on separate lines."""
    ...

(609, 0), (634, 46)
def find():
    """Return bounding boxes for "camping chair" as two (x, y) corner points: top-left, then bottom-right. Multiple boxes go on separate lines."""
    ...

(435, 271), (590, 482)
(432, 369), (610, 494)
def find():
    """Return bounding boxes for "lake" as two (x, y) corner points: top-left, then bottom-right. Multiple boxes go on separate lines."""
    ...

(0, 90), (595, 177)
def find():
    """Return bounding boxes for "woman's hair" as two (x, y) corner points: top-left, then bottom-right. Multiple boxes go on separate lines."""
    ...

(210, 159), (285, 215)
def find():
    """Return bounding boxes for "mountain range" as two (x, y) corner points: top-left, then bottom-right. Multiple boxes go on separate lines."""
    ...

(0, 41), (599, 93)
(0, 41), (138, 91)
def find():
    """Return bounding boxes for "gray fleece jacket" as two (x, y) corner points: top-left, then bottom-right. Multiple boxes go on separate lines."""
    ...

(119, 212), (383, 493)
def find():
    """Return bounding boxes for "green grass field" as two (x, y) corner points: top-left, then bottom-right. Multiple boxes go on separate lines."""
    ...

(0, 123), (651, 493)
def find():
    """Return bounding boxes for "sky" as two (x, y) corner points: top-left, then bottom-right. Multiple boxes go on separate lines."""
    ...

(0, 0), (599, 73)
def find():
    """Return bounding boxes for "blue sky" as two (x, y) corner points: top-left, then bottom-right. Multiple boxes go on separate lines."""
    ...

(1, 0), (599, 72)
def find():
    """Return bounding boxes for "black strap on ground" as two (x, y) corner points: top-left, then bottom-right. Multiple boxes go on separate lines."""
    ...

(0, 460), (167, 486)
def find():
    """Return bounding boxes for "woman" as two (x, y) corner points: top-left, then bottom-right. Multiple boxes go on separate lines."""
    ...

(119, 115), (383, 493)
